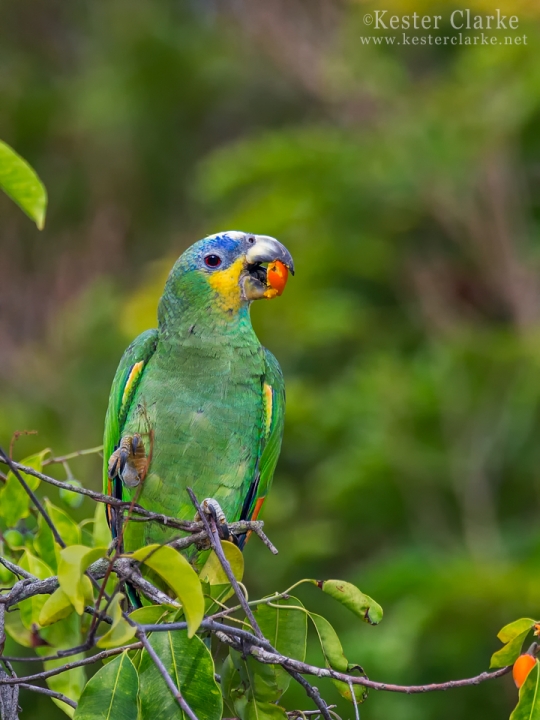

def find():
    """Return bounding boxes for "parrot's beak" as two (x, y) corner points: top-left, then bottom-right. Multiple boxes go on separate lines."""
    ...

(243, 235), (294, 301)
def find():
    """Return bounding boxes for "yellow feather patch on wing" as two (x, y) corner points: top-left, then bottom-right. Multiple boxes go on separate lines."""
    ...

(263, 383), (273, 438)
(207, 257), (245, 313)
(121, 361), (144, 414)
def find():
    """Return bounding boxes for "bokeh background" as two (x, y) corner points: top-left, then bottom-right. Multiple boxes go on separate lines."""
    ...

(2, 0), (540, 717)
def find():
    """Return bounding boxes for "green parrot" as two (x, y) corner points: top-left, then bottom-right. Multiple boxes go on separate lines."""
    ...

(103, 230), (294, 558)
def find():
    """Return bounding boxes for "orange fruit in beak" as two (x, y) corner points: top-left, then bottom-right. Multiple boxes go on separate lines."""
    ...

(513, 654), (536, 688)
(266, 260), (289, 297)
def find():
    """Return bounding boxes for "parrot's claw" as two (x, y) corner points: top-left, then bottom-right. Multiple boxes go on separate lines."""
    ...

(108, 434), (147, 488)
(197, 498), (230, 541)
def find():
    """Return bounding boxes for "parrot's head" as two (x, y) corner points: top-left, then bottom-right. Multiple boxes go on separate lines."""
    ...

(161, 231), (294, 319)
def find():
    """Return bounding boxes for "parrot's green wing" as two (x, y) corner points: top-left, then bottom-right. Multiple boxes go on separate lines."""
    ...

(239, 348), (285, 531)
(103, 329), (158, 526)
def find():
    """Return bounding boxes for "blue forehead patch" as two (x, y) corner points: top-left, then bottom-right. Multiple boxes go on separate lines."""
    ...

(179, 231), (247, 271)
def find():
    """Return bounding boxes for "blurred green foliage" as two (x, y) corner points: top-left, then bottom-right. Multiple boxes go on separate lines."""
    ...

(3, 0), (540, 717)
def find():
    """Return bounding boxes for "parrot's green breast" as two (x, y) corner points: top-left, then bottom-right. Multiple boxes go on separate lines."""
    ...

(121, 328), (266, 550)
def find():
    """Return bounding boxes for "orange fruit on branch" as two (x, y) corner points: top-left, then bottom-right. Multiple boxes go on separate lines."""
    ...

(513, 653), (536, 688)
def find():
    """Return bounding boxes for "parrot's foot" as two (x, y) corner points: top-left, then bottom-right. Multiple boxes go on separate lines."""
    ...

(108, 434), (146, 488)
(196, 498), (230, 541)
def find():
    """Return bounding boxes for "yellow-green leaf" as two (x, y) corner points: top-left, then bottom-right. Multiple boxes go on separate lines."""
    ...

(499, 619), (537, 644)
(310, 612), (367, 703)
(39, 587), (75, 627)
(130, 544), (204, 637)
(19, 550), (54, 628)
(92, 503), (112, 548)
(58, 545), (108, 615)
(318, 579), (383, 625)
(200, 541), (244, 584)
(0, 139), (47, 228)
(491, 630), (531, 669)
(45, 499), (82, 548)
(491, 618), (537, 669)
(97, 593), (137, 649)
(200, 541), (244, 613)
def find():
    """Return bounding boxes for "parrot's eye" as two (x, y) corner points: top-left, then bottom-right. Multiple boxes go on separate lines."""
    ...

(204, 254), (222, 268)
(247, 236), (255, 244)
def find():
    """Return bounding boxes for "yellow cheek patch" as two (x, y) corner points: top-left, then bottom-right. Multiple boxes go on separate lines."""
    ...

(207, 258), (245, 313)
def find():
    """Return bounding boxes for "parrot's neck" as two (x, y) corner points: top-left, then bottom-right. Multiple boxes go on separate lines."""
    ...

(158, 291), (259, 348)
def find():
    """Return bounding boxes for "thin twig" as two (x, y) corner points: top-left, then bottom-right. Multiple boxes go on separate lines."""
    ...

(0, 558), (36, 582)
(43, 446), (103, 466)
(0, 643), (143, 685)
(0, 448), (65, 548)
(348, 681), (360, 720)
(19, 682), (77, 709)
(0, 604), (5, 655)
(288, 708), (337, 719)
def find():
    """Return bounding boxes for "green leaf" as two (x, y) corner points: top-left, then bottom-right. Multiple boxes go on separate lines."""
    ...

(242, 701), (288, 720)
(18, 550), (54, 628)
(510, 659), (540, 720)
(253, 597), (307, 699)
(34, 500), (83, 574)
(93, 503), (112, 548)
(0, 450), (49, 527)
(34, 513), (58, 571)
(39, 587), (75, 627)
(97, 593), (137, 649)
(59, 480), (84, 509)
(3, 529), (25, 550)
(138, 631), (222, 720)
(491, 618), (536, 669)
(317, 579), (383, 625)
(130, 544), (204, 637)
(499, 619), (537, 644)
(310, 613), (368, 703)
(73, 651), (139, 720)
(45, 499), (82, 548)
(491, 631), (531, 669)
(0, 139), (47, 228)
(58, 545), (107, 614)
(129, 605), (169, 624)
(5, 610), (33, 647)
